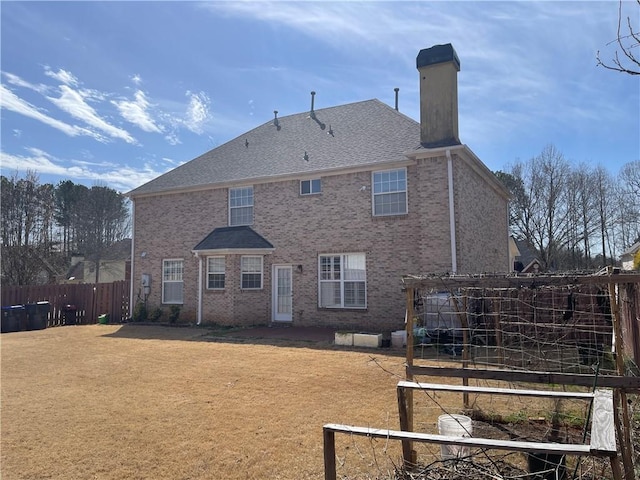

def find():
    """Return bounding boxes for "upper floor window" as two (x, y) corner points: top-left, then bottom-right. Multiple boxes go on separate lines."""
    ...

(318, 253), (366, 309)
(372, 168), (407, 216)
(229, 186), (253, 226)
(207, 256), (225, 290)
(241, 255), (263, 289)
(300, 179), (321, 195)
(162, 259), (184, 304)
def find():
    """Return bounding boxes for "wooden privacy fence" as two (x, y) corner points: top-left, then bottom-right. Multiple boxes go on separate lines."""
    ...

(1, 281), (130, 326)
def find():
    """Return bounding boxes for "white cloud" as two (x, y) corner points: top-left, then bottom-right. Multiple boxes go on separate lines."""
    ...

(183, 90), (211, 134)
(165, 132), (182, 145)
(0, 84), (107, 142)
(2, 72), (49, 93)
(0, 147), (169, 192)
(13, 129), (22, 138)
(131, 74), (142, 85)
(44, 66), (79, 86)
(113, 90), (163, 133)
(1, 148), (70, 176)
(48, 84), (137, 144)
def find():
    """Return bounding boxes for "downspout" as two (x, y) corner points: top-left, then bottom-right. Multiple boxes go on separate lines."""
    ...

(196, 253), (203, 325)
(446, 149), (458, 274)
(129, 199), (136, 318)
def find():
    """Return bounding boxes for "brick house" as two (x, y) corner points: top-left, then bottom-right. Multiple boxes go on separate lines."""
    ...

(127, 44), (510, 331)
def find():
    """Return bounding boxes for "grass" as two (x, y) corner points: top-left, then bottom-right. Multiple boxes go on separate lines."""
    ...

(2, 325), (619, 479)
(1, 324), (417, 479)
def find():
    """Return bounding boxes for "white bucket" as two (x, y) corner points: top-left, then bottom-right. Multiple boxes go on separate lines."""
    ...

(437, 414), (472, 460)
(391, 330), (405, 348)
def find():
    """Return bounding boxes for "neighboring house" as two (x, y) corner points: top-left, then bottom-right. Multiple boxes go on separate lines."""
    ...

(508, 236), (521, 273)
(66, 239), (132, 284)
(64, 257), (85, 284)
(621, 241), (640, 271)
(127, 44), (511, 331)
(513, 239), (542, 274)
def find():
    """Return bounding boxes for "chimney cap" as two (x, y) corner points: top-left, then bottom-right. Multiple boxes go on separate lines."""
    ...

(416, 43), (460, 70)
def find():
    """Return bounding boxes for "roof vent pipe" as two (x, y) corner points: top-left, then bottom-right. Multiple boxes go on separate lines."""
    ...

(273, 110), (281, 130)
(394, 87), (399, 111)
(310, 91), (316, 117)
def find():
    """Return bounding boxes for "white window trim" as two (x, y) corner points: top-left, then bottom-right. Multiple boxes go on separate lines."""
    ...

(206, 256), (225, 290)
(371, 167), (408, 216)
(162, 258), (184, 305)
(318, 253), (367, 309)
(240, 255), (263, 290)
(300, 178), (322, 195)
(229, 186), (254, 226)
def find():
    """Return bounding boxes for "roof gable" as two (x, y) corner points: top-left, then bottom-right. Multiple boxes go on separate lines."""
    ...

(128, 99), (420, 197)
(622, 241), (640, 258)
(193, 226), (274, 253)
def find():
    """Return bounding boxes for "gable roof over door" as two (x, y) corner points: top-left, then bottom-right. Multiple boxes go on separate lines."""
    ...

(193, 226), (275, 255)
(128, 99), (420, 198)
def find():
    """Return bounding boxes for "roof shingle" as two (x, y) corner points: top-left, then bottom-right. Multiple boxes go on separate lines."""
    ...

(128, 99), (420, 197)
(193, 226), (274, 251)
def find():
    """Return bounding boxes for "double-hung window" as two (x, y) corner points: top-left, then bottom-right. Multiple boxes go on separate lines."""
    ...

(162, 259), (184, 304)
(207, 256), (225, 289)
(318, 253), (366, 309)
(373, 168), (407, 216)
(229, 186), (254, 226)
(300, 178), (321, 195)
(241, 255), (263, 289)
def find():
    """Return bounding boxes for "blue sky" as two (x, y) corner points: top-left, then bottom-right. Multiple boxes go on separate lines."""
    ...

(1, 1), (638, 193)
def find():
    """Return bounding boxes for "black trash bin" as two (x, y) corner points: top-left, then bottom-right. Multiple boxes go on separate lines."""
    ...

(1, 305), (27, 333)
(26, 301), (50, 330)
(63, 304), (77, 326)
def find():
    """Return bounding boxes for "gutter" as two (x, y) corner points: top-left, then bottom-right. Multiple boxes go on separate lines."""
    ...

(194, 252), (203, 326)
(129, 199), (136, 318)
(446, 149), (458, 274)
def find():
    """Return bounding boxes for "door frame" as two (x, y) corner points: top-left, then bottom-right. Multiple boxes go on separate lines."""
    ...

(272, 264), (293, 322)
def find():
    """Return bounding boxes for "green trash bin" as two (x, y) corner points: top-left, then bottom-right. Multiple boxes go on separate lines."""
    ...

(98, 314), (109, 325)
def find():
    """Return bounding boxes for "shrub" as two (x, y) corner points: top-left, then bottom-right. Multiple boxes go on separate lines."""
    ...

(168, 305), (180, 324)
(149, 307), (163, 322)
(132, 302), (148, 322)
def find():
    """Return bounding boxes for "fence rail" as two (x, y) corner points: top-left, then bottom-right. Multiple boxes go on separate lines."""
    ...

(1, 281), (130, 327)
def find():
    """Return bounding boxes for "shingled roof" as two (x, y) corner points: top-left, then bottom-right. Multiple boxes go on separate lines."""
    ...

(193, 226), (274, 253)
(128, 99), (420, 197)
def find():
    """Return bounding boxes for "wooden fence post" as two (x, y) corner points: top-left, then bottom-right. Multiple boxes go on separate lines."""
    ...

(608, 278), (634, 479)
(404, 287), (416, 467)
(323, 427), (336, 480)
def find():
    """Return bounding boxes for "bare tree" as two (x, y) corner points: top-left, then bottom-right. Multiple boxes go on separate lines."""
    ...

(618, 160), (640, 247)
(494, 170), (528, 238)
(565, 165), (599, 269)
(1, 172), (61, 285)
(597, 0), (640, 75)
(2, 174), (130, 285)
(532, 146), (571, 270)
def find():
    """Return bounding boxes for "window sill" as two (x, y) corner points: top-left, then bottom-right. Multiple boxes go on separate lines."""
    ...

(372, 213), (408, 219)
(318, 307), (367, 312)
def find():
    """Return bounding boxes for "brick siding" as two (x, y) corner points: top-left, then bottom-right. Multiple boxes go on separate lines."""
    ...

(132, 152), (507, 331)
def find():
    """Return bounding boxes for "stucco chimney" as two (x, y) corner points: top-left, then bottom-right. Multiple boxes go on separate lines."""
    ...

(416, 43), (461, 148)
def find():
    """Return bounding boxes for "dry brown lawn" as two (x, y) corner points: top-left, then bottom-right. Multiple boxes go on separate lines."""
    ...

(4, 325), (615, 480)
(1, 324), (436, 480)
